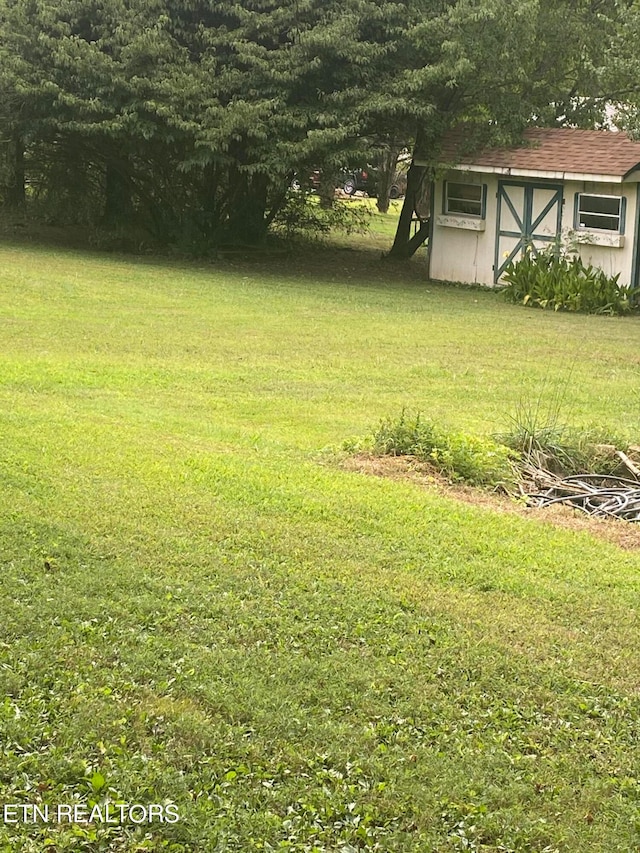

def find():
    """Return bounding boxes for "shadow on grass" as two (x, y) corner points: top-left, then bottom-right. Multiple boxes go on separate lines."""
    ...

(0, 216), (435, 291)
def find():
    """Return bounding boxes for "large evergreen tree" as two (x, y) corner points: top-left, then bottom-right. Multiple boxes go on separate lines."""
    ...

(0, 0), (633, 248)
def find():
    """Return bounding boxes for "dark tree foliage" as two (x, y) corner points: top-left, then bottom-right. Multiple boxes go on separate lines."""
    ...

(0, 0), (633, 250)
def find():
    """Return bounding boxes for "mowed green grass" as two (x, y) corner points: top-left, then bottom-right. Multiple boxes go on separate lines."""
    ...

(1, 242), (640, 852)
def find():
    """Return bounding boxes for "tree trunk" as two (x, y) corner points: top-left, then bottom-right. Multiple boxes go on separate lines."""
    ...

(387, 161), (430, 258)
(387, 126), (433, 259)
(102, 160), (134, 226)
(227, 167), (269, 244)
(376, 148), (400, 214)
(2, 135), (25, 210)
(264, 183), (290, 230)
(317, 170), (337, 209)
(202, 161), (221, 218)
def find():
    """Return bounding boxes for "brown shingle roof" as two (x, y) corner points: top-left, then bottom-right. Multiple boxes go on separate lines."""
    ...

(438, 127), (640, 178)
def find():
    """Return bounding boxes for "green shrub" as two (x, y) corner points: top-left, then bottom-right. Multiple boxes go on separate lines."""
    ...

(501, 249), (639, 315)
(271, 189), (372, 242)
(370, 410), (517, 487)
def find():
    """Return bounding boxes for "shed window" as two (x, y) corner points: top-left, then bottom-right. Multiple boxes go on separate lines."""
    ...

(576, 193), (624, 232)
(445, 182), (485, 217)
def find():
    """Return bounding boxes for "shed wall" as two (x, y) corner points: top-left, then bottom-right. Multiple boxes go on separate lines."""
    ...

(428, 172), (638, 287)
(429, 173), (498, 285)
(562, 179), (636, 287)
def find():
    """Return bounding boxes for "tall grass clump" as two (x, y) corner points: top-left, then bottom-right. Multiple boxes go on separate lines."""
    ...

(498, 386), (632, 475)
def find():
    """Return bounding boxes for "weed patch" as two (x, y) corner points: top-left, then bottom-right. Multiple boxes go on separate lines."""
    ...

(357, 407), (640, 524)
(358, 409), (517, 488)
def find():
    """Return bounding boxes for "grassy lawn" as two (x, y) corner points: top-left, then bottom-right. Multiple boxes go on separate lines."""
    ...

(328, 197), (404, 252)
(356, 198), (404, 241)
(1, 241), (640, 852)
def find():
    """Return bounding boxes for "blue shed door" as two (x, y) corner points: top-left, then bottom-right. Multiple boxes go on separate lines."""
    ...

(494, 182), (563, 282)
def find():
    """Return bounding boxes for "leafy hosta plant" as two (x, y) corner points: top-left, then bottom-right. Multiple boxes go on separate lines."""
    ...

(501, 246), (639, 314)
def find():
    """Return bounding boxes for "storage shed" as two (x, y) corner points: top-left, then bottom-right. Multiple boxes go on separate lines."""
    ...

(422, 127), (640, 287)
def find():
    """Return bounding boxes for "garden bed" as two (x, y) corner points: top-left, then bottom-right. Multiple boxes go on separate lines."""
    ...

(342, 452), (640, 549)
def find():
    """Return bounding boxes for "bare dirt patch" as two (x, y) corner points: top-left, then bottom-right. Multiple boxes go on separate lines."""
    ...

(342, 453), (640, 550)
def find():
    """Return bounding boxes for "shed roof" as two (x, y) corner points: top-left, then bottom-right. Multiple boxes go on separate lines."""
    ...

(430, 127), (640, 183)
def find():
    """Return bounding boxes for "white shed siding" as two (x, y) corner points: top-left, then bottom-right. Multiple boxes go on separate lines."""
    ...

(561, 180), (637, 287)
(429, 172), (499, 285)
